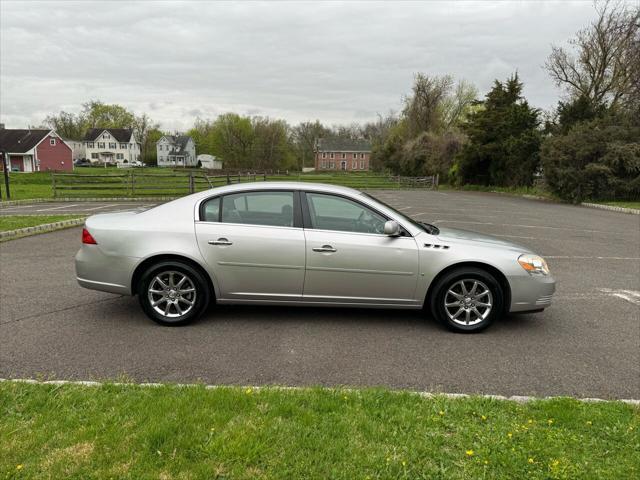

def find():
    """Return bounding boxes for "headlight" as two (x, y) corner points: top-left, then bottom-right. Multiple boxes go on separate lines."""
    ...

(518, 254), (550, 276)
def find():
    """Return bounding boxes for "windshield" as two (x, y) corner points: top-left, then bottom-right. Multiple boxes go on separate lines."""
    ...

(362, 193), (439, 235)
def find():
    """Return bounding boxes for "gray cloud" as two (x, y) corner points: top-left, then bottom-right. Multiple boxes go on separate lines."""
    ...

(1, 0), (600, 131)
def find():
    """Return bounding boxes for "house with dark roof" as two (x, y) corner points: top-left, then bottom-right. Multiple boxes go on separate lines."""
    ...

(315, 138), (372, 171)
(156, 135), (196, 167)
(83, 128), (140, 165)
(0, 126), (73, 172)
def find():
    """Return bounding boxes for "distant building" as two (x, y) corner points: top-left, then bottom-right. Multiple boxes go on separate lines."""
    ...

(315, 138), (372, 171)
(63, 138), (85, 161)
(0, 127), (73, 172)
(156, 135), (196, 167)
(83, 128), (140, 165)
(197, 154), (222, 169)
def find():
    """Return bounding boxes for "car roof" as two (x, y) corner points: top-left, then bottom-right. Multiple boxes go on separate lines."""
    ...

(192, 181), (362, 199)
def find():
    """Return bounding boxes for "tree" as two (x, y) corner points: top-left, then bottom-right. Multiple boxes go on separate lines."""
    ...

(545, 1), (640, 108)
(133, 113), (161, 165)
(541, 116), (640, 202)
(455, 74), (541, 187)
(43, 111), (85, 140)
(82, 100), (135, 129)
(210, 113), (254, 169)
(291, 121), (330, 170)
(251, 117), (294, 170)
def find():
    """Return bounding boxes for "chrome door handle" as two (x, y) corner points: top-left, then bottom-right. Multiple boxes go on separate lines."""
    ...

(208, 238), (233, 246)
(312, 245), (337, 253)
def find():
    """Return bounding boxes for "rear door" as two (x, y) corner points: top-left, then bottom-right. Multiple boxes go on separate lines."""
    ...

(195, 190), (306, 302)
(301, 192), (420, 305)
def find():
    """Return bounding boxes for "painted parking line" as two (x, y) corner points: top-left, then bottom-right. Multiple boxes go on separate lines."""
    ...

(599, 289), (640, 306)
(35, 204), (81, 212)
(432, 219), (617, 235)
(82, 204), (116, 211)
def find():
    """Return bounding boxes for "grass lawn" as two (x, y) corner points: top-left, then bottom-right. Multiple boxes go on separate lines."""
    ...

(0, 215), (83, 232)
(598, 201), (640, 210)
(0, 382), (637, 479)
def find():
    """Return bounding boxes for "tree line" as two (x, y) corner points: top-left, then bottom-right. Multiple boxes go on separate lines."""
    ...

(42, 1), (639, 202)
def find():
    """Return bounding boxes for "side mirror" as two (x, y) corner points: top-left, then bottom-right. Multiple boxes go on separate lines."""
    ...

(384, 220), (400, 236)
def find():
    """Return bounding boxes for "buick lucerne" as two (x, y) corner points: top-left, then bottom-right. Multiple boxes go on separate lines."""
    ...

(75, 183), (555, 332)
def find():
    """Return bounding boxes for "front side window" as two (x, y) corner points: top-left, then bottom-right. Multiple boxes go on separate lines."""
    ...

(91, 153), (98, 159)
(306, 193), (387, 234)
(215, 191), (295, 227)
(109, 142), (117, 149)
(98, 142), (105, 148)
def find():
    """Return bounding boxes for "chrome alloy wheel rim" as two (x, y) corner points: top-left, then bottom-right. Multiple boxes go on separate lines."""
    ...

(444, 279), (493, 326)
(148, 271), (197, 318)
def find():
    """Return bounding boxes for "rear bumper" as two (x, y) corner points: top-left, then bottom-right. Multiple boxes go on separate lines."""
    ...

(75, 245), (138, 295)
(508, 274), (556, 313)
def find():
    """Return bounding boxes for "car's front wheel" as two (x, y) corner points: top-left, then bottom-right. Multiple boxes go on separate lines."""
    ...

(430, 267), (504, 333)
(138, 261), (210, 326)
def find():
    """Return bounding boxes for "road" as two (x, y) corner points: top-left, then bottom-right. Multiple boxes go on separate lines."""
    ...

(1, 190), (638, 399)
(0, 201), (158, 215)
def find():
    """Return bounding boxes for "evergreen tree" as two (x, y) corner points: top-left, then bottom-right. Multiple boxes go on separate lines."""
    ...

(455, 74), (541, 187)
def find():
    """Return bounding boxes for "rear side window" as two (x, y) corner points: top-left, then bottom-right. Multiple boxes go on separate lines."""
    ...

(202, 197), (220, 222)
(221, 191), (294, 227)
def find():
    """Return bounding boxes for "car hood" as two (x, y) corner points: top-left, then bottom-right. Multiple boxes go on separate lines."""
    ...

(434, 226), (531, 252)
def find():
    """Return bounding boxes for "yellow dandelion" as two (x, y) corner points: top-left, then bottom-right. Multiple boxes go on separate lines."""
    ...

(386, 457), (391, 463)
(16, 465), (23, 470)
(547, 419), (554, 425)
(586, 421), (592, 426)
(629, 426), (634, 431)
(484, 460), (489, 465)
(245, 387), (253, 394)
(528, 458), (535, 464)
(507, 432), (513, 438)
(402, 460), (406, 466)
(439, 410), (445, 416)
(466, 450), (474, 457)
(343, 395), (348, 400)
(481, 415), (487, 421)
(551, 460), (560, 467)
(528, 419), (533, 424)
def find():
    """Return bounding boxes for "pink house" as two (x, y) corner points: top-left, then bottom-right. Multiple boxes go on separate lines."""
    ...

(0, 127), (73, 172)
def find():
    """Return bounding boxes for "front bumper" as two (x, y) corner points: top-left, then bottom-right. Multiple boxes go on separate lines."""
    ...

(508, 273), (556, 313)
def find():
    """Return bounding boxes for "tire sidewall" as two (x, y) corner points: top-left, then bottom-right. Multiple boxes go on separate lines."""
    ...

(138, 261), (210, 326)
(431, 267), (503, 333)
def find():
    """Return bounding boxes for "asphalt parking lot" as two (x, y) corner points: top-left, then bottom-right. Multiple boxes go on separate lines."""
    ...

(1, 190), (638, 399)
(0, 201), (157, 215)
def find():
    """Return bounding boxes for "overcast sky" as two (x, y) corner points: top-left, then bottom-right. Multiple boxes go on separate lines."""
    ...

(0, 0), (604, 131)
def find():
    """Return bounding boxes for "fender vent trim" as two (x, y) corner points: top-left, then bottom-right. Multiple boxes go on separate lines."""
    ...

(424, 244), (450, 250)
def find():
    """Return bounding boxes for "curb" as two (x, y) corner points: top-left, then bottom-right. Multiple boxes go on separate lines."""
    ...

(0, 198), (49, 208)
(0, 378), (638, 406)
(0, 217), (86, 241)
(581, 202), (640, 215)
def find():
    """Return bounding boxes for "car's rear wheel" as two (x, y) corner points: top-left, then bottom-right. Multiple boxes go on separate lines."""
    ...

(138, 261), (210, 326)
(430, 267), (503, 333)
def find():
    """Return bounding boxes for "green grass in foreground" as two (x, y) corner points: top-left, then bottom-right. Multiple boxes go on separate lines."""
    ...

(598, 200), (640, 210)
(0, 383), (638, 479)
(0, 215), (83, 232)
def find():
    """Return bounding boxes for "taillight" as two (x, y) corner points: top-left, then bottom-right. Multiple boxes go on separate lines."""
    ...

(82, 228), (97, 244)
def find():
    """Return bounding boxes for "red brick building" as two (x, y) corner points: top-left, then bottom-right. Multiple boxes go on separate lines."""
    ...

(0, 128), (73, 172)
(315, 138), (372, 171)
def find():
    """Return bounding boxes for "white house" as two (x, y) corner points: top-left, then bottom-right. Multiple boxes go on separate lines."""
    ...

(156, 135), (196, 167)
(62, 138), (85, 161)
(83, 128), (140, 165)
(197, 154), (222, 169)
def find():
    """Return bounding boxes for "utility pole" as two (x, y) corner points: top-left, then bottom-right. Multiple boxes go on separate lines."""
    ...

(1, 150), (10, 200)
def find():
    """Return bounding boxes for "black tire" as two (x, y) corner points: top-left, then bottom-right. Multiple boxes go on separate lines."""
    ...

(429, 267), (504, 333)
(137, 261), (211, 326)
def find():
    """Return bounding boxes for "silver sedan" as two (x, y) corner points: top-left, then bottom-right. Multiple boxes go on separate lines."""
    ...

(75, 182), (555, 332)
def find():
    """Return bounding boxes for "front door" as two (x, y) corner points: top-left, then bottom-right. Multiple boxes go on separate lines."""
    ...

(195, 190), (306, 302)
(340, 161), (346, 171)
(302, 192), (419, 305)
